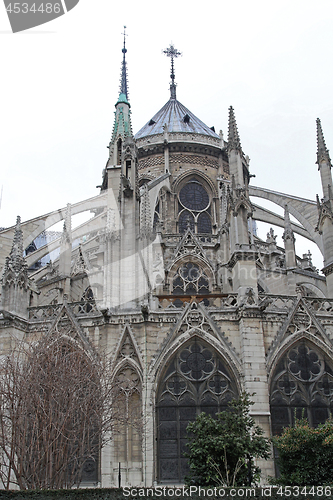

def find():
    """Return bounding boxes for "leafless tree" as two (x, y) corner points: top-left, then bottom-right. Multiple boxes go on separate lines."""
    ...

(0, 330), (128, 490)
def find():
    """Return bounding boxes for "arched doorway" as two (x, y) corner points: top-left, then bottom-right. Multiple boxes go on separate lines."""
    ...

(156, 337), (239, 483)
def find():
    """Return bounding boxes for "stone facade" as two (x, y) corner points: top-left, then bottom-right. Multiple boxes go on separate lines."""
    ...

(1, 43), (333, 488)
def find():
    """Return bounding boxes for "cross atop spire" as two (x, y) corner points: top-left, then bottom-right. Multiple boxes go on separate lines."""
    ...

(163, 43), (182, 100)
(119, 26), (129, 100)
(316, 118), (331, 167)
(227, 106), (242, 153)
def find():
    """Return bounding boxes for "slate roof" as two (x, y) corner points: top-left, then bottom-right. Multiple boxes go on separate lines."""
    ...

(135, 98), (219, 140)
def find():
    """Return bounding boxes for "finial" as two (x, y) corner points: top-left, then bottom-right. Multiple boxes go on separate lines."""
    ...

(120, 26), (129, 99)
(3, 215), (27, 277)
(227, 106), (242, 152)
(284, 204), (291, 226)
(10, 216), (24, 262)
(316, 118), (331, 168)
(61, 203), (72, 245)
(282, 204), (295, 242)
(163, 43), (182, 100)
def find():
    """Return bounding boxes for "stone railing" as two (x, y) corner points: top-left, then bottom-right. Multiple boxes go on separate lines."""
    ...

(28, 300), (102, 320)
(304, 297), (333, 314)
(162, 234), (219, 246)
(262, 294), (296, 311)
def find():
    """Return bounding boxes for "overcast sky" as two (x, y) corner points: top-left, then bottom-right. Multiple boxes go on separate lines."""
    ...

(1, 0), (333, 269)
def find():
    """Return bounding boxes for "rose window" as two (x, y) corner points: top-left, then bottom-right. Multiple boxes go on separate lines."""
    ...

(178, 179), (212, 234)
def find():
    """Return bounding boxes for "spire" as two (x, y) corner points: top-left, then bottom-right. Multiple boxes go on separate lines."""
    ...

(119, 26), (129, 100)
(9, 216), (25, 272)
(1, 216), (30, 317)
(2, 216), (28, 287)
(108, 30), (133, 160)
(163, 43), (182, 100)
(316, 118), (331, 166)
(227, 106), (242, 153)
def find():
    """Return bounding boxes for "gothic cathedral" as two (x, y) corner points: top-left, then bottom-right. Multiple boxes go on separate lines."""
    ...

(2, 37), (333, 487)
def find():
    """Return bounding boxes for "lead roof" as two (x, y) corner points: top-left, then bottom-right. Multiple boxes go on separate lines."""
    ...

(135, 98), (219, 140)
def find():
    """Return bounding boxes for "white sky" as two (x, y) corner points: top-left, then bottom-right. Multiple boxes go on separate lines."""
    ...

(1, 0), (333, 270)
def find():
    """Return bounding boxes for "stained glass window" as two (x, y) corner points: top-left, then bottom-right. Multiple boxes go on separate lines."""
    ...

(197, 212), (212, 233)
(156, 338), (238, 482)
(178, 211), (195, 234)
(179, 181), (209, 211)
(172, 263), (209, 295)
(270, 341), (333, 435)
(178, 179), (212, 234)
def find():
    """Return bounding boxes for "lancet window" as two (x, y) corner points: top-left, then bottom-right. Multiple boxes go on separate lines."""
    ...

(270, 341), (333, 435)
(178, 179), (212, 234)
(156, 338), (238, 483)
(113, 365), (142, 464)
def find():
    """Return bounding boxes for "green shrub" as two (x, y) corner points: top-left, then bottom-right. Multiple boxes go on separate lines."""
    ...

(272, 417), (333, 486)
(185, 392), (270, 487)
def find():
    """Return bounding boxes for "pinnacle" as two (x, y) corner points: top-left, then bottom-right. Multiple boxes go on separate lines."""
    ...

(5, 215), (27, 275)
(316, 118), (331, 166)
(61, 204), (72, 245)
(227, 106), (242, 152)
(284, 204), (291, 228)
(10, 215), (24, 261)
(282, 204), (295, 242)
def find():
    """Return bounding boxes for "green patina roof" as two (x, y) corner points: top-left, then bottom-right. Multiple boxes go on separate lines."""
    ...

(116, 92), (130, 107)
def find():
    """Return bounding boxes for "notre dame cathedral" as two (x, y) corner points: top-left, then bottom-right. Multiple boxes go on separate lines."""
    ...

(1, 35), (333, 487)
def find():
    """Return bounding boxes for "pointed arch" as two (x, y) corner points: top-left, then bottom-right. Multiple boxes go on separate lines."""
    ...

(267, 297), (332, 371)
(174, 173), (216, 235)
(155, 335), (240, 483)
(173, 169), (218, 198)
(270, 338), (333, 435)
(110, 325), (143, 467)
(112, 362), (142, 466)
(28, 322), (101, 484)
(112, 324), (143, 376)
(151, 303), (242, 386)
(47, 303), (96, 359)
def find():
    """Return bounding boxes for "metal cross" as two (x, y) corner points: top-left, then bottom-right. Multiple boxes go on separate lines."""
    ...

(163, 43), (182, 82)
(163, 43), (182, 98)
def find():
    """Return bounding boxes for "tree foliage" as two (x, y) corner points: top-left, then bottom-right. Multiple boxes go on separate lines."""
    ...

(185, 393), (270, 487)
(0, 331), (116, 490)
(272, 417), (333, 486)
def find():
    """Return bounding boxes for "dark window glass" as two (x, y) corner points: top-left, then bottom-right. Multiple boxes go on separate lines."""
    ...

(157, 338), (238, 483)
(197, 212), (212, 234)
(178, 211), (195, 234)
(172, 263), (209, 296)
(270, 341), (333, 435)
(179, 181), (209, 211)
